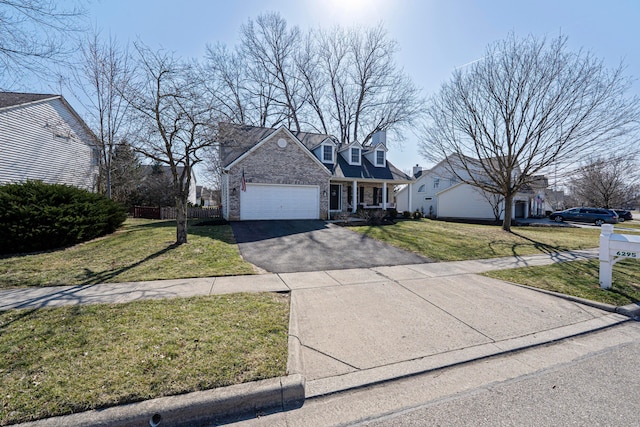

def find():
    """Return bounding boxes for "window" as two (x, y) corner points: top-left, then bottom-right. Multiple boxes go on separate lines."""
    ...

(92, 148), (100, 166)
(373, 187), (379, 205)
(375, 150), (385, 166)
(359, 186), (365, 203)
(322, 145), (333, 163)
(418, 184), (426, 193)
(433, 178), (440, 189)
(351, 147), (361, 164)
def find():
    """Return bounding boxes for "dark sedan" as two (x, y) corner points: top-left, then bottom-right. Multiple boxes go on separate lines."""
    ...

(549, 207), (618, 226)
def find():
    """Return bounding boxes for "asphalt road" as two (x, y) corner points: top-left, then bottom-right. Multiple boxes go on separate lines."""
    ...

(230, 220), (430, 273)
(221, 321), (640, 427)
(362, 340), (640, 426)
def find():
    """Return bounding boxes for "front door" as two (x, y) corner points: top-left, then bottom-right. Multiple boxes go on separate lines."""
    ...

(330, 184), (341, 211)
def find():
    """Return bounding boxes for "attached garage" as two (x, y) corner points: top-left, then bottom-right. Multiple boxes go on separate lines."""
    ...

(240, 183), (320, 220)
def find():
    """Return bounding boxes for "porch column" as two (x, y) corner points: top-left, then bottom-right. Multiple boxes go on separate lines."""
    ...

(408, 183), (413, 212)
(352, 181), (357, 213)
(382, 182), (387, 209)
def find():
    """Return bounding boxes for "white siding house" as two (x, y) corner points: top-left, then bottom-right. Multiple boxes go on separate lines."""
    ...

(397, 155), (541, 221)
(0, 92), (99, 190)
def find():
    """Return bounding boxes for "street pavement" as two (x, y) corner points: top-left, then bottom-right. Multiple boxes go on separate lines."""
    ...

(3, 247), (639, 426)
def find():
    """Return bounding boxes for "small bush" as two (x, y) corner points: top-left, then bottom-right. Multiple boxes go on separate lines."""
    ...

(0, 181), (127, 254)
(413, 210), (423, 219)
(387, 208), (398, 219)
(403, 211), (412, 219)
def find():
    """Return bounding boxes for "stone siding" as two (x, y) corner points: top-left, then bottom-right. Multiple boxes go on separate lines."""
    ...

(227, 128), (330, 220)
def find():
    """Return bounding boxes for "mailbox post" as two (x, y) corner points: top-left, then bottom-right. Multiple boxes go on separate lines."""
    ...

(599, 224), (640, 289)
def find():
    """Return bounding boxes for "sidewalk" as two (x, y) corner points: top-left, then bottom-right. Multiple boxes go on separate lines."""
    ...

(5, 248), (639, 426)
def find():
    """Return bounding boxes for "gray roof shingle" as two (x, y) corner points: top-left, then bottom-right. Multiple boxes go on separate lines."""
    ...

(0, 92), (58, 109)
(218, 123), (412, 182)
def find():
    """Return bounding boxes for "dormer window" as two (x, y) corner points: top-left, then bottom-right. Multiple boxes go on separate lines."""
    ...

(322, 144), (334, 163)
(350, 147), (361, 165)
(375, 150), (385, 166)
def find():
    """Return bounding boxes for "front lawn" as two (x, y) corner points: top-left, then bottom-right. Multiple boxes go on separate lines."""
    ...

(485, 259), (640, 306)
(352, 219), (601, 261)
(0, 219), (255, 289)
(0, 293), (289, 425)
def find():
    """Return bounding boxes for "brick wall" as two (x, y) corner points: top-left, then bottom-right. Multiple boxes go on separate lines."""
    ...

(227, 129), (330, 220)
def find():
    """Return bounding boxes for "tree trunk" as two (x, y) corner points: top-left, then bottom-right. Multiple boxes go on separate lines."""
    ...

(176, 195), (188, 244)
(502, 194), (513, 232)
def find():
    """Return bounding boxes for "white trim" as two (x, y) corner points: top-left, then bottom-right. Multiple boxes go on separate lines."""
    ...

(224, 172), (230, 220)
(352, 180), (357, 213)
(225, 125), (332, 175)
(349, 147), (361, 165)
(374, 149), (386, 167)
(321, 143), (334, 163)
(382, 182), (388, 209)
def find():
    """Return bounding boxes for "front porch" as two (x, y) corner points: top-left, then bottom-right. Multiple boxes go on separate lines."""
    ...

(328, 180), (399, 215)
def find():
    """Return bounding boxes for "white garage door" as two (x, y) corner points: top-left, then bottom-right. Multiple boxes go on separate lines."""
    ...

(241, 184), (320, 220)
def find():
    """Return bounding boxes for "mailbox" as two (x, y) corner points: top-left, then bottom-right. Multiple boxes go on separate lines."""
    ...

(599, 224), (640, 289)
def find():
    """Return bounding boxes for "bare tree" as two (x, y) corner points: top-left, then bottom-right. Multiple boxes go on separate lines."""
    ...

(203, 14), (423, 146)
(569, 154), (639, 209)
(127, 43), (216, 244)
(74, 29), (133, 199)
(306, 24), (423, 144)
(240, 12), (303, 130)
(420, 33), (640, 231)
(0, 0), (85, 88)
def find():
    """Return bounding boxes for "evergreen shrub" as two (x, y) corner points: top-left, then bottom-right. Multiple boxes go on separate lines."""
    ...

(0, 181), (127, 254)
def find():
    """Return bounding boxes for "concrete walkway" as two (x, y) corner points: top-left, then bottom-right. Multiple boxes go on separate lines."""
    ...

(4, 248), (639, 426)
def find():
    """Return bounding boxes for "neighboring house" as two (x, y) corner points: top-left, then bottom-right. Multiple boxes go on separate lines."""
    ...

(219, 123), (412, 221)
(0, 92), (99, 190)
(196, 185), (220, 206)
(397, 155), (549, 221)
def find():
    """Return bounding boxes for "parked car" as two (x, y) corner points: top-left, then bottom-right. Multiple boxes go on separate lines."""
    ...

(614, 210), (633, 222)
(549, 207), (618, 226)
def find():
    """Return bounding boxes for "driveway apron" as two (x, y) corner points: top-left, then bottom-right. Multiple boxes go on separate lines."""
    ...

(231, 220), (430, 273)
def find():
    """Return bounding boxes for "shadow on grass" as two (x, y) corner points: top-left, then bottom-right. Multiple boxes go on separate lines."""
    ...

(0, 243), (181, 314)
(78, 243), (181, 286)
(509, 231), (564, 256)
(533, 260), (640, 305)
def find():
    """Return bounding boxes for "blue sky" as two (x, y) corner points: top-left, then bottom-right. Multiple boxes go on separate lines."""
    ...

(62, 0), (640, 173)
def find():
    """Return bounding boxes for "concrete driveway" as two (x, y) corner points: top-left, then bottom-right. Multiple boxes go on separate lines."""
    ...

(231, 220), (430, 273)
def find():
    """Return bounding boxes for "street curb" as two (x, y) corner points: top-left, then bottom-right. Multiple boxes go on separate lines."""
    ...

(616, 303), (640, 319)
(16, 374), (305, 427)
(286, 293), (305, 374)
(506, 282), (640, 319)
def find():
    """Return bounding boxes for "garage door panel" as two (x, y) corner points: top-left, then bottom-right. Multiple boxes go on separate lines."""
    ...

(241, 184), (319, 220)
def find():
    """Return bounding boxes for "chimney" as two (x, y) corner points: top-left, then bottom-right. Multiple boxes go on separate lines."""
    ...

(372, 130), (387, 145)
(413, 164), (422, 177)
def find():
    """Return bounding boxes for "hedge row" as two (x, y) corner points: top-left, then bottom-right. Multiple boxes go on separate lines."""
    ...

(0, 181), (127, 255)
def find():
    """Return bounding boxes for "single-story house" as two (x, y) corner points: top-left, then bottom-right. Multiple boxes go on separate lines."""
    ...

(0, 92), (99, 190)
(219, 123), (412, 220)
(396, 155), (550, 220)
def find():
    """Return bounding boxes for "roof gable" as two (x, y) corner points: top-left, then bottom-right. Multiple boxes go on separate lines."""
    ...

(224, 125), (331, 175)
